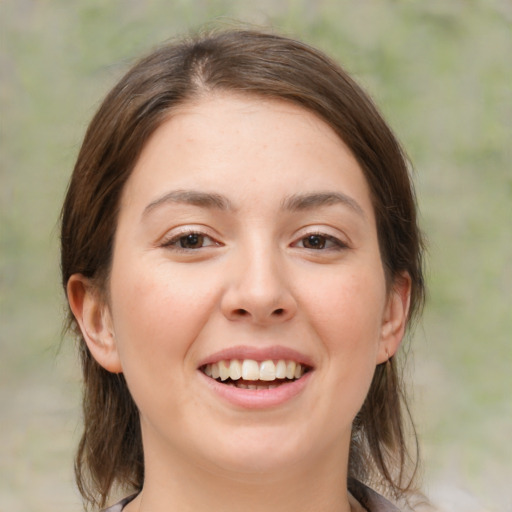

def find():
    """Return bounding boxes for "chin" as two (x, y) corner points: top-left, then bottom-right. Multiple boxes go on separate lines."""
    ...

(196, 423), (319, 477)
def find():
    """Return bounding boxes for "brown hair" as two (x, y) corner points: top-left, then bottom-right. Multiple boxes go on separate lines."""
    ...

(61, 28), (425, 509)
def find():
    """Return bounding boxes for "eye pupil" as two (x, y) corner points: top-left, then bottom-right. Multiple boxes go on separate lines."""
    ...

(180, 233), (203, 248)
(304, 235), (326, 249)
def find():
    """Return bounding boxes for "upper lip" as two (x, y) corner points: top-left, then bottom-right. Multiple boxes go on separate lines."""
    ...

(197, 345), (315, 368)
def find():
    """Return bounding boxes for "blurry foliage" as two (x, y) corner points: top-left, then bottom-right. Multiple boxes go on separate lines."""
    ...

(1, 0), (510, 509)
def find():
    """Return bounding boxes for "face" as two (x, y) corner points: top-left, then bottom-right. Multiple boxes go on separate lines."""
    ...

(70, 93), (409, 479)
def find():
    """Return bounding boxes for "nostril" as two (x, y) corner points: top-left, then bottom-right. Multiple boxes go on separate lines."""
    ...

(273, 308), (284, 316)
(235, 309), (248, 316)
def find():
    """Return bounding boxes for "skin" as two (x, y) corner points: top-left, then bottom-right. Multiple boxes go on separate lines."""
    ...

(68, 93), (410, 512)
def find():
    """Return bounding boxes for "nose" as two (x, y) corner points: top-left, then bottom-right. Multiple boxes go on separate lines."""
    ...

(220, 247), (297, 325)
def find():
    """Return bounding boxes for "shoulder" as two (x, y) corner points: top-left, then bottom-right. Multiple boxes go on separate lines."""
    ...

(101, 494), (138, 512)
(348, 478), (402, 512)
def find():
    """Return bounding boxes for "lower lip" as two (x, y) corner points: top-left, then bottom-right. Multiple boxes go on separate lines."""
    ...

(199, 371), (313, 409)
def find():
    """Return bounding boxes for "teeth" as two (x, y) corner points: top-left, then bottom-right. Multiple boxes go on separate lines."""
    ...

(259, 360), (276, 381)
(204, 359), (307, 383)
(275, 360), (287, 379)
(219, 360), (230, 381)
(286, 361), (296, 379)
(229, 360), (242, 380)
(242, 359), (260, 380)
(236, 382), (280, 390)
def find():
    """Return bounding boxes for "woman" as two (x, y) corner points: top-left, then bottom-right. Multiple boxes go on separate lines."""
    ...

(61, 29), (425, 512)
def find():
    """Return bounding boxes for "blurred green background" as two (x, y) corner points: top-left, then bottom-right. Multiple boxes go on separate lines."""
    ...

(1, 1), (510, 511)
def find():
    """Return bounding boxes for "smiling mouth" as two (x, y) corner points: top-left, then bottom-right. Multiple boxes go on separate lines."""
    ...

(201, 359), (311, 389)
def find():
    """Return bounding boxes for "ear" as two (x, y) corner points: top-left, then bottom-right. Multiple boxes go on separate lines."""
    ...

(376, 272), (412, 364)
(67, 274), (123, 373)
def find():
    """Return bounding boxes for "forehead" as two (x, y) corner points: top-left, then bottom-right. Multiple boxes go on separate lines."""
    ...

(154, 92), (345, 155)
(121, 92), (374, 217)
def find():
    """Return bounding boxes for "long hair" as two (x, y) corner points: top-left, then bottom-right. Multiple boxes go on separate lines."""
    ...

(61, 28), (425, 509)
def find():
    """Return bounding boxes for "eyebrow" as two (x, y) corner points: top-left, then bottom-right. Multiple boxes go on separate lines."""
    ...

(143, 189), (365, 219)
(281, 192), (366, 218)
(143, 189), (233, 217)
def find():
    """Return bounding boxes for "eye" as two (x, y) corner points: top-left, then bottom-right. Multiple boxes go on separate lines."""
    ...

(162, 231), (219, 250)
(178, 233), (209, 249)
(302, 234), (328, 250)
(294, 233), (346, 250)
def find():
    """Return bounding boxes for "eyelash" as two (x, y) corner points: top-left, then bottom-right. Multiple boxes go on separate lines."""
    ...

(160, 229), (347, 252)
(160, 230), (220, 251)
(292, 232), (348, 251)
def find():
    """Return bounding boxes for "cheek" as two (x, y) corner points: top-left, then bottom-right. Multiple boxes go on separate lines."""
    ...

(108, 258), (219, 374)
(302, 269), (386, 350)
(300, 267), (386, 400)
(291, 269), (387, 441)
(107, 259), (224, 424)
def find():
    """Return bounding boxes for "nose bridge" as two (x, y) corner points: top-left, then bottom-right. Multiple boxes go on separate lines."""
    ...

(243, 244), (282, 300)
(221, 235), (296, 323)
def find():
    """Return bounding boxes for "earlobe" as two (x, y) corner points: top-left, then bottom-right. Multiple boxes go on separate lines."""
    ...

(377, 272), (411, 364)
(67, 274), (123, 373)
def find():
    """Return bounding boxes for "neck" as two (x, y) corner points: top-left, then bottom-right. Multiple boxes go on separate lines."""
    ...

(127, 433), (354, 512)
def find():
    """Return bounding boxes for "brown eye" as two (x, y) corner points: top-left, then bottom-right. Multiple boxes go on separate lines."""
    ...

(294, 233), (346, 251)
(302, 235), (327, 249)
(179, 233), (206, 249)
(162, 230), (219, 252)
